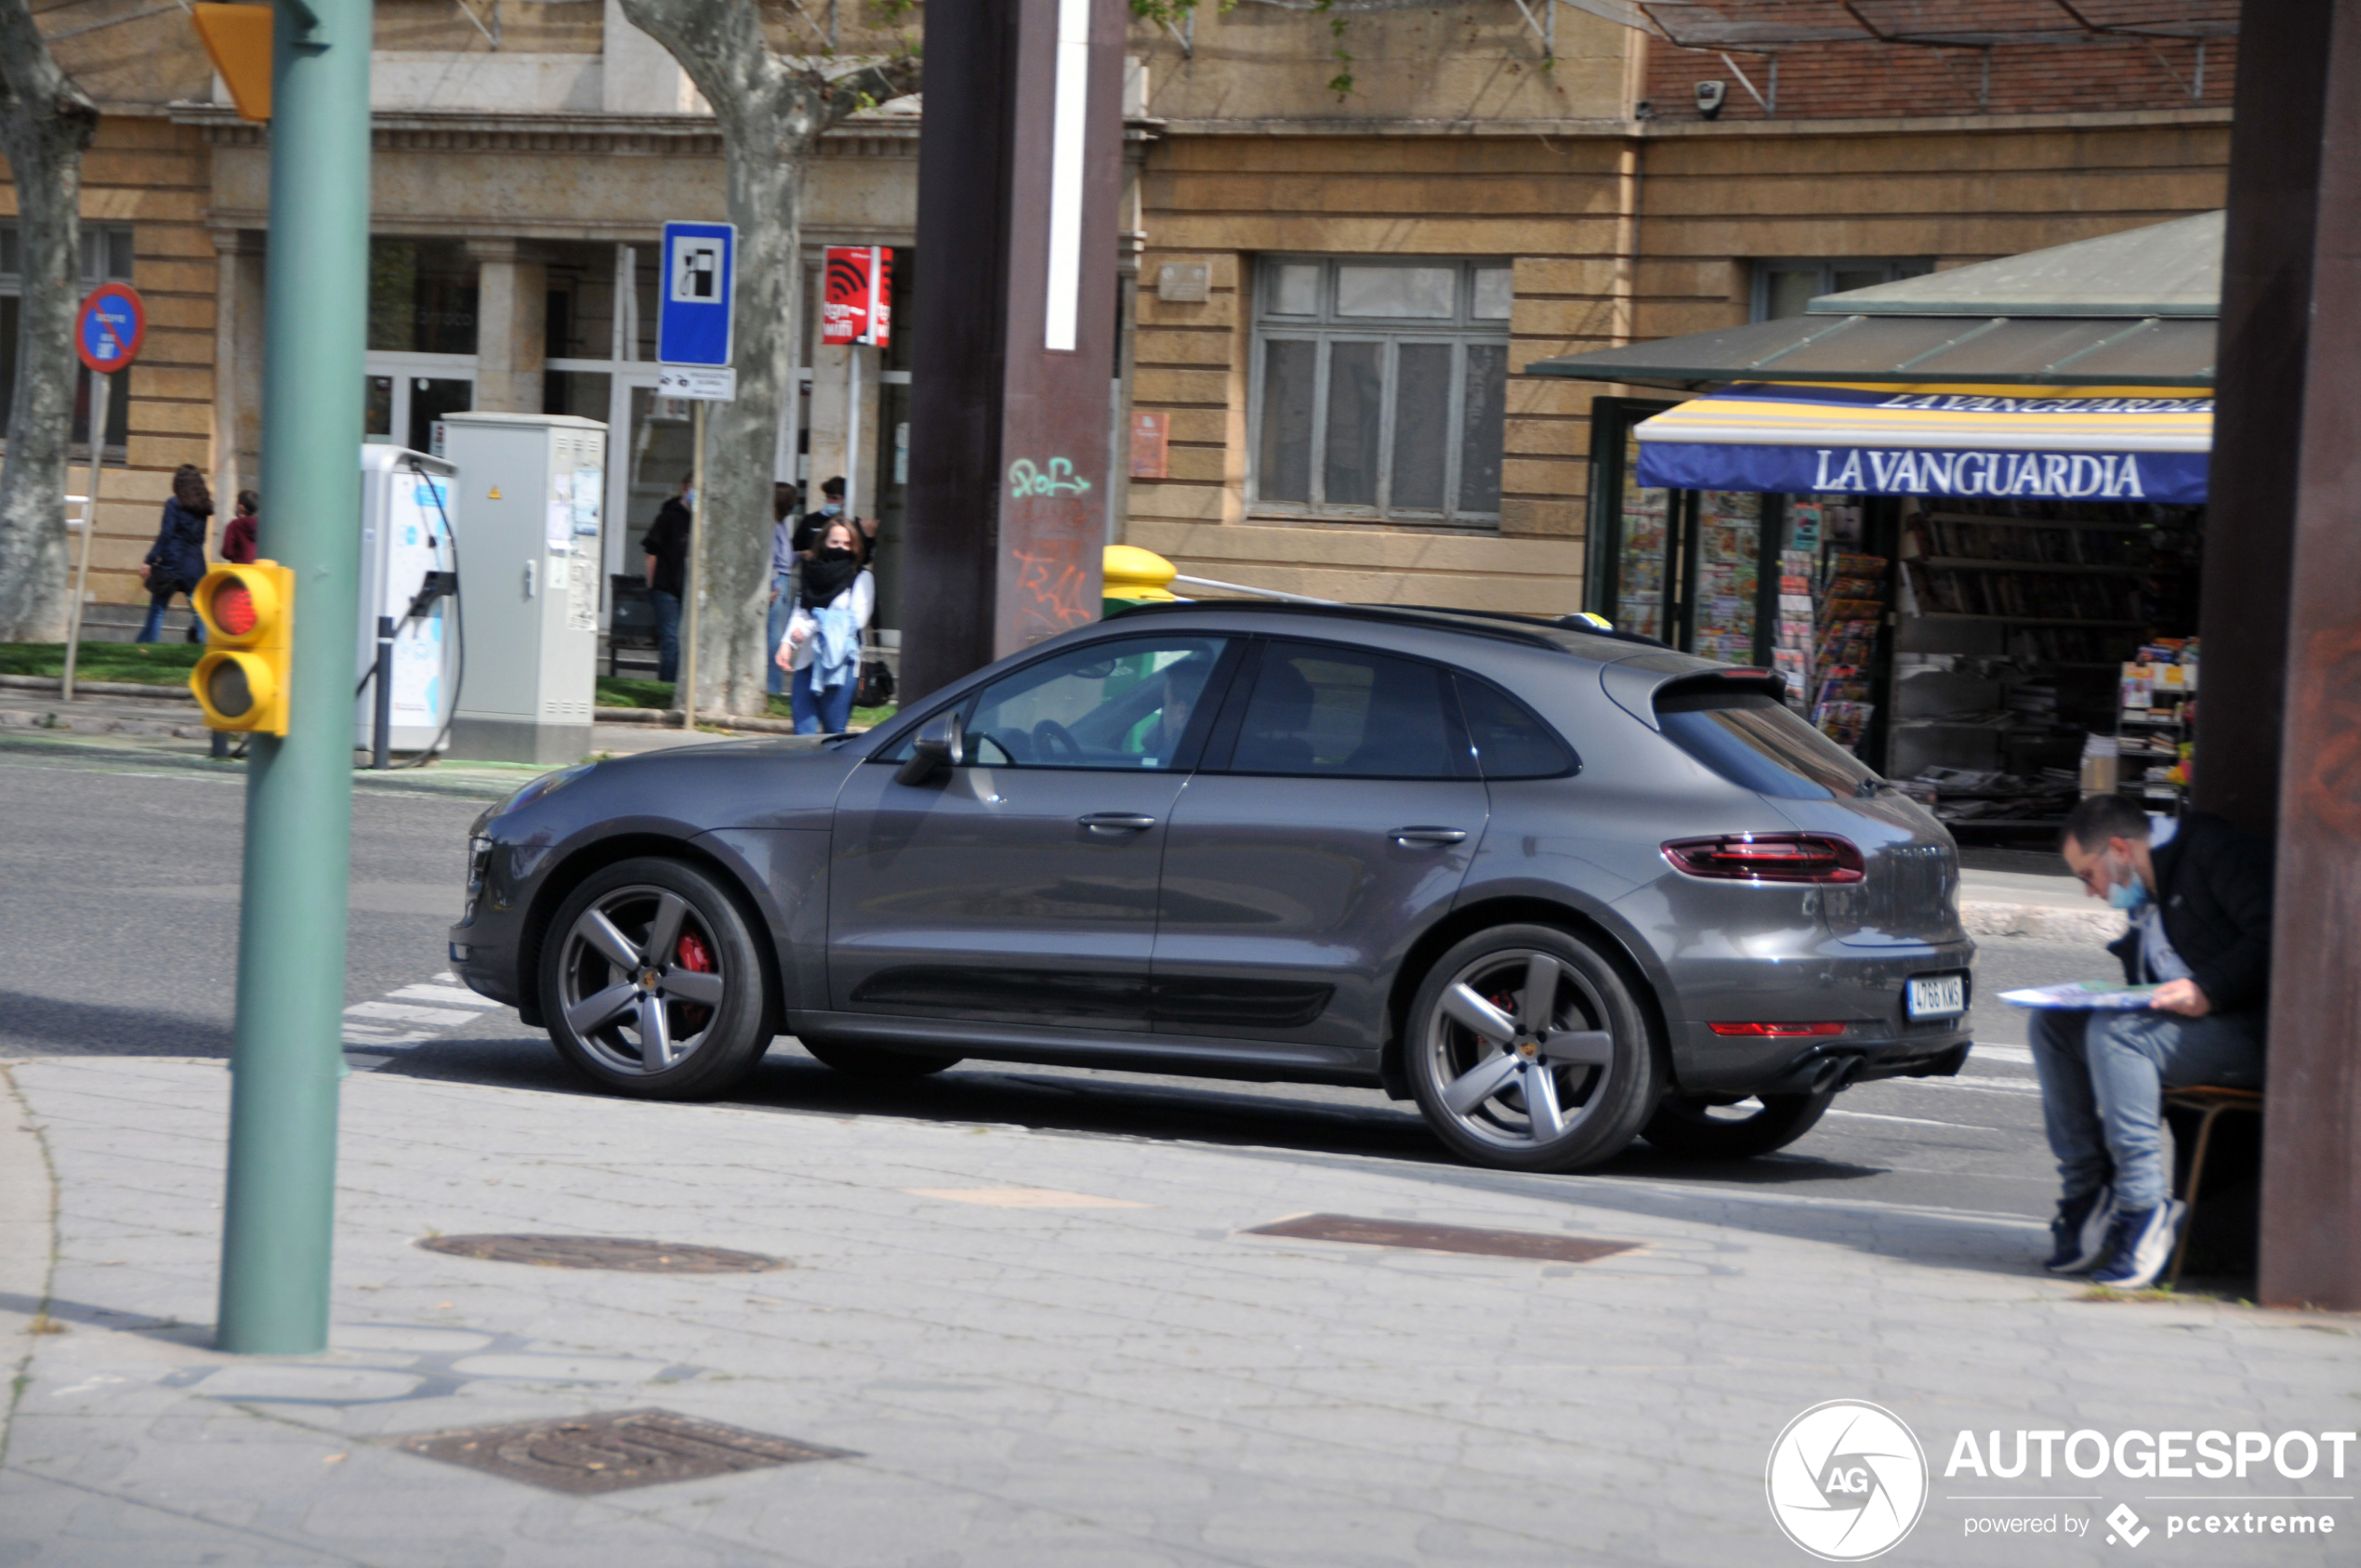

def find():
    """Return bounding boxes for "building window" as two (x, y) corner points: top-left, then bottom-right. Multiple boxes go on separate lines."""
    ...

(1250, 257), (1510, 526)
(0, 222), (136, 456)
(368, 238), (479, 355)
(1753, 257), (1933, 322)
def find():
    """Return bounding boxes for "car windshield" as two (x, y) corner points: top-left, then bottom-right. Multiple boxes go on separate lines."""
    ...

(1655, 690), (1879, 801)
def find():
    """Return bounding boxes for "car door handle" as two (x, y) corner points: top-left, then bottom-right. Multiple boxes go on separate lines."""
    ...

(1391, 826), (1469, 847)
(1079, 812), (1158, 834)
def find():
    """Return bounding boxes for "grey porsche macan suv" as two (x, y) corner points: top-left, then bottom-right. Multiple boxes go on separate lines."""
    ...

(451, 601), (1974, 1172)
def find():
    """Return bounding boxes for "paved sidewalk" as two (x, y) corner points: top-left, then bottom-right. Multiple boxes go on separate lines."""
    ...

(4, 1055), (2352, 1567)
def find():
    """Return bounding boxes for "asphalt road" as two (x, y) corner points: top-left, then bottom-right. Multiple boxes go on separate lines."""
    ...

(2, 740), (2107, 1223)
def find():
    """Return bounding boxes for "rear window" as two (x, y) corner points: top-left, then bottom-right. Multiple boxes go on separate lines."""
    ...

(1655, 691), (1878, 801)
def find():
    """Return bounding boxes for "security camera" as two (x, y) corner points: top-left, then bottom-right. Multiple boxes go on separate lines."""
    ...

(1695, 80), (1726, 120)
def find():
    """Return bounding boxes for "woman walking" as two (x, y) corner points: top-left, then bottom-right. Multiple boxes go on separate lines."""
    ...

(138, 465), (214, 642)
(776, 518), (873, 735)
(220, 490), (259, 565)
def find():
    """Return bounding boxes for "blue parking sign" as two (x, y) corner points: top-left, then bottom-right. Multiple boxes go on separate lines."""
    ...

(658, 221), (735, 367)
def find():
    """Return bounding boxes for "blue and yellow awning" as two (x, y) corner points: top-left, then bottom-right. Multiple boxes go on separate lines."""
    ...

(1632, 382), (2211, 505)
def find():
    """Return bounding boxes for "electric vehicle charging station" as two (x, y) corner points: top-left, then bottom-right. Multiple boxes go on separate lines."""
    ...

(354, 446), (459, 756)
(434, 412), (607, 764)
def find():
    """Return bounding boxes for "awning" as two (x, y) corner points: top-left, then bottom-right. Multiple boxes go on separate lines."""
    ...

(1525, 314), (2218, 392)
(1634, 383), (2212, 504)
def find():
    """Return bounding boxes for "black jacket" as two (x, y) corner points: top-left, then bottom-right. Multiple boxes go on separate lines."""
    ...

(2106, 810), (2275, 1015)
(640, 497), (692, 599)
(143, 496), (212, 596)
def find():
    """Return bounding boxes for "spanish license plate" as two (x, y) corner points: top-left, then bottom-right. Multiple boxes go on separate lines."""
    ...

(1907, 974), (1966, 1020)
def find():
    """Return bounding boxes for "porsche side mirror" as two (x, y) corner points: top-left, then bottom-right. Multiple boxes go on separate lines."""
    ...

(895, 709), (964, 787)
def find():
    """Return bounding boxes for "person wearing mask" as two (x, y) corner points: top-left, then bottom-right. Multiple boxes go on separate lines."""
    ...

(776, 518), (873, 734)
(640, 472), (693, 686)
(138, 465), (214, 642)
(766, 481), (799, 698)
(793, 475), (848, 558)
(2032, 794), (2274, 1290)
(221, 491), (259, 566)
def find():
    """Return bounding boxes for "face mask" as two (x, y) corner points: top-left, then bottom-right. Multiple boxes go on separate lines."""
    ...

(2104, 850), (2149, 912)
(818, 545), (855, 561)
(683, 488), (698, 509)
(822, 501), (843, 517)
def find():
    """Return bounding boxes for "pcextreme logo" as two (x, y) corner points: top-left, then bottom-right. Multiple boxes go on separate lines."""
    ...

(1766, 1400), (1931, 1561)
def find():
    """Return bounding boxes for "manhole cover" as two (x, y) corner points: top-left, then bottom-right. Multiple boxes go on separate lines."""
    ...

(416, 1235), (785, 1273)
(1244, 1214), (1636, 1265)
(396, 1408), (851, 1494)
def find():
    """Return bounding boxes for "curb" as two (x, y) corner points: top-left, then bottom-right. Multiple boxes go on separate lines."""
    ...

(1959, 899), (2127, 943)
(596, 705), (812, 736)
(0, 730), (528, 800)
(0, 673), (194, 702)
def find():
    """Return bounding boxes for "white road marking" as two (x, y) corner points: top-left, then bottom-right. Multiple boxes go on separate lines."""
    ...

(344, 1001), (484, 1027)
(1970, 1043), (2036, 1065)
(1825, 1109), (1991, 1130)
(385, 983), (498, 1008)
(345, 970), (505, 1066)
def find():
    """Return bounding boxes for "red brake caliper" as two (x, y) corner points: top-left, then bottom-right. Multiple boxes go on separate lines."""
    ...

(672, 931), (714, 1028)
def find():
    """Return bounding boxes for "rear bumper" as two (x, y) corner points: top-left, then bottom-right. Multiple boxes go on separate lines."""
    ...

(1658, 936), (1977, 1094)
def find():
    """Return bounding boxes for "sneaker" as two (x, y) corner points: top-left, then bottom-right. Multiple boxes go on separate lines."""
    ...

(2090, 1201), (2186, 1290)
(2044, 1185), (2117, 1273)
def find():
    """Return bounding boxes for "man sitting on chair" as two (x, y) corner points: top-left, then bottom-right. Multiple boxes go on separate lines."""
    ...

(2034, 795), (2274, 1289)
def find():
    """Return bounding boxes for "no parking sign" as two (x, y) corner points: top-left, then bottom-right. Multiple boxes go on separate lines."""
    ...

(76, 283), (146, 375)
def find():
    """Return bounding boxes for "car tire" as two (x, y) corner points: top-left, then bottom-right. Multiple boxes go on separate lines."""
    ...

(1641, 1087), (1837, 1159)
(1405, 923), (1663, 1173)
(797, 1038), (962, 1079)
(539, 856), (773, 1100)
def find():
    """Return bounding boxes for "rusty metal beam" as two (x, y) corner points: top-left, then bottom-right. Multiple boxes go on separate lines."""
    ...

(2254, 0), (2361, 1313)
(900, 0), (1122, 704)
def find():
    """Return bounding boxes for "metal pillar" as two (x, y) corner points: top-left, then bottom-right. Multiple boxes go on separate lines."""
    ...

(902, 0), (1125, 701)
(2257, 0), (2361, 1314)
(59, 373), (110, 703)
(2195, 2), (2333, 838)
(217, 0), (371, 1354)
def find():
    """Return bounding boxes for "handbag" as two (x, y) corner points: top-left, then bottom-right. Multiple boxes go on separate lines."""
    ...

(855, 656), (896, 710)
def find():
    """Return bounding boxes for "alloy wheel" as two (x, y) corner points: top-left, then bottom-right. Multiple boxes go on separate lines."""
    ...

(555, 886), (728, 1075)
(1420, 948), (1617, 1151)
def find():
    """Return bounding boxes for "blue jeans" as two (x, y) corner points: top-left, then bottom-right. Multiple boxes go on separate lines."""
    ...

(792, 662), (854, 734)
(765, 572), (795, 696)
(137, 592), (202, 643)
(649, 588), (681, 685)
(2028, 1008), (2263, 1212)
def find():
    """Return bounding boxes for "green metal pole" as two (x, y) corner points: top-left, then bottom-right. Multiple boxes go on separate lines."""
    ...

(217, 0), (371, 1354)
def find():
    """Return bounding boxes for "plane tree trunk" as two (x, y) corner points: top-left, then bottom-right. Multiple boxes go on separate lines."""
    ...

(618, 0), (917, 716)
(0, 0), (100, 641)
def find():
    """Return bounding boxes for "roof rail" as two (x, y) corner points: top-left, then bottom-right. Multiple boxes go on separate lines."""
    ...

(1104, 597), (1575, 652)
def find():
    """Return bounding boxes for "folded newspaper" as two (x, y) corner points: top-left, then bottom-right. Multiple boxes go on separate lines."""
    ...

(1998, 980), (2162, 1010)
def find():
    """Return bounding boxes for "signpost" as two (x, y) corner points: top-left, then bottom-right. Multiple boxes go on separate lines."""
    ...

(822, 246), (891, 523)
(657, 220), (736, 731)
(61, 283), (145, 702)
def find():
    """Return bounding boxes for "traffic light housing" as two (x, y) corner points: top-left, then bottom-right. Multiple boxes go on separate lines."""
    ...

(190, 561), (294, 733)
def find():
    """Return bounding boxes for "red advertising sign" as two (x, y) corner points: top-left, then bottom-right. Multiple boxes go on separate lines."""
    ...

(76, 283), (146, 375)
(821, 245), (891, 347)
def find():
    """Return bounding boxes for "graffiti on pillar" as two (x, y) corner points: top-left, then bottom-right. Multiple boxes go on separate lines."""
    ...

(1008, 539), (1096, 644)
(1009, 457), (1093, 500)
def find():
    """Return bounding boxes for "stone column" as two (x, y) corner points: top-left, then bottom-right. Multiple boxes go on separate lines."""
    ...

(467, 237), (547, 415)
(210, 229), (267, 509)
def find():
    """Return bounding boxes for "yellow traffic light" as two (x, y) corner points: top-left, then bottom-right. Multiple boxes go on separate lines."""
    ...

(190, 561), (294, 733)
(191, 5), (272, 123)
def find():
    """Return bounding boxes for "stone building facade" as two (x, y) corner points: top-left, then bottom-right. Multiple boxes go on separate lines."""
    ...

(2, 1), (2234, 632)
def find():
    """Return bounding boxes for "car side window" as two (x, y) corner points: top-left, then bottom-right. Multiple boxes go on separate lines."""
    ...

(1224, 640), (1474, 780)
(956, 637), (1230, 771)
(1455, 675), (1579, 779)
